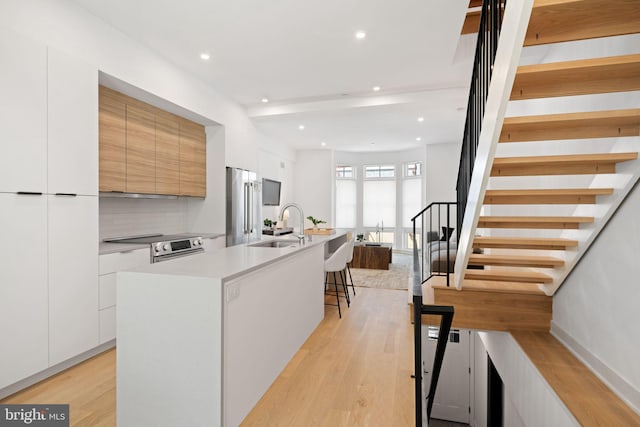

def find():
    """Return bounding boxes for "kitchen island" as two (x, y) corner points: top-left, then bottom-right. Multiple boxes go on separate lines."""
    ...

(116, 232), (347, 427)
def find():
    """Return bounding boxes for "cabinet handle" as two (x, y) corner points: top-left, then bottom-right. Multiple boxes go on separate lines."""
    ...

(55, 193), (77, 197)
(16, 191), (43, 195)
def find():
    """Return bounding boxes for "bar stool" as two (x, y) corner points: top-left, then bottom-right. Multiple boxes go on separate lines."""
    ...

(324, 241), (351, 318)
(345, 238), (356, 297)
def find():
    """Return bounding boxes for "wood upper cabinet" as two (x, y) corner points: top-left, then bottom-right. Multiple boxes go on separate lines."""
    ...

(155, 111), (180, 195)
(125, 104), (156, 194)
(99, 87), (126, 192)
(179, 118), (207, 197)
(98, 86), (206, 196)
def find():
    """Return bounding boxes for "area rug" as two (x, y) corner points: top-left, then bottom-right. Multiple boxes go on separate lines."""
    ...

(349, 254), (411, 290)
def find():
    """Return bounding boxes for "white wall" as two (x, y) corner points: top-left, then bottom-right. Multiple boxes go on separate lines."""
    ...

(293, 150), (334, 230)
(187, 125), (226, 233)
(552, 182), (640, 414)
(258, 136), (297, 224)
(425, 142), (461, 205)
(474, 331), (579, 426)
(471, 332), (488, 427)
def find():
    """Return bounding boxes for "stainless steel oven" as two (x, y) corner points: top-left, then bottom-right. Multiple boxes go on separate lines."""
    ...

(104, 234), (205, 263)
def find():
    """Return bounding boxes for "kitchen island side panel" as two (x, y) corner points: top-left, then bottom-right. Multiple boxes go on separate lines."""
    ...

(223, 244), (325, 426)
(116, 272), (223, 427)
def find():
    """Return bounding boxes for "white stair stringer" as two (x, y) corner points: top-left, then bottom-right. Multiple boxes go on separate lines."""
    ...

(453, 0), (535, 289)
(540, 153), (640, 295)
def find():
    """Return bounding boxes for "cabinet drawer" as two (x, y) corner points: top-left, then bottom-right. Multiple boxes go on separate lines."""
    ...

(99, 274), (116, 310)
(99, 306), (116, 344)
(99, 248), (149, 275)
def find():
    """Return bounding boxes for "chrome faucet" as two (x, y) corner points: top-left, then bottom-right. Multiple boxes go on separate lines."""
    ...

(279, 202), (305, 243)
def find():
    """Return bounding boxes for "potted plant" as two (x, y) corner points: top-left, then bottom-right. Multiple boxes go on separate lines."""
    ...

(263, 218), (274, 229)
(306, 216), (326, 230)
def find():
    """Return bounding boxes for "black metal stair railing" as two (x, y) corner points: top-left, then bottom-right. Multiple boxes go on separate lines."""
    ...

(411, 231), (454, 424)
(456, 0), (507, 234)
(410, 202), (457, 287)
(413, 0), (509, 421)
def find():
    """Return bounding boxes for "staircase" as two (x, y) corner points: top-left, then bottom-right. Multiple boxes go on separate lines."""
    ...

(431, 0), (640, 331)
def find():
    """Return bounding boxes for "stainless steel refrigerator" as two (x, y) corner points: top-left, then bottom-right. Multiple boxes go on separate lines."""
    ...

(226, 167), (262, 246)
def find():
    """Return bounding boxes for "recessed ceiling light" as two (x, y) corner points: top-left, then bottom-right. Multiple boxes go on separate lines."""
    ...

(261, 98), (269, 103)
(370, 141), (375, 145)
(372, 86), (381, 92)
(199, 52), (211, 61)
(298, 125), (305, 130)
(321, 142), (327, 147)
(417, 117), (424, 122)
(416, 137), (422, 141)
(355, 31), (367, 40)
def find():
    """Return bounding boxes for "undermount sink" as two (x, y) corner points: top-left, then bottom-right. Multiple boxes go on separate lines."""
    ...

(250, 239), (300, 248)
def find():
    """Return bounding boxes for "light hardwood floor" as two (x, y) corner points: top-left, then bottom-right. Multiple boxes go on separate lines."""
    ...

(1, 287), (415, 427)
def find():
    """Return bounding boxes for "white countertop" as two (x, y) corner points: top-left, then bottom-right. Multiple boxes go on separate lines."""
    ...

(123, 231), (347, 283)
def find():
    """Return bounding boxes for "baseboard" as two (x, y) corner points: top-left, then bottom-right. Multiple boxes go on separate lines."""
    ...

(551, 321), (640, 416)
(0, 340), (116, 400)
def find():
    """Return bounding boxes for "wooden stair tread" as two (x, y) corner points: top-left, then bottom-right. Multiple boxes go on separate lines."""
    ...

(500, 109), (640, 142)
(484, 188), (614, 204)
(511, 54), (640, 100)
(461, 10), (481, 35)
(491, 152), (638, 176)
(468, 253), (564, 268)
(458, 278), (546, 295)
(465, 268), (554, 283)
(473, 236), (578, 250)
(526, 0), (640, 46)
(424, 276), (551, 331)
(478, 215), (593, 229)
(512, 331), (640, 426)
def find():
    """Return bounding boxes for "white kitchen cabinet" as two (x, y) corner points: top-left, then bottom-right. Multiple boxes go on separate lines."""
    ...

(99, 307), (117, 344)
(98, 248), (150, 344)
(48, 47), (98, 196)
(0, 29), (47, 194)
(48, 195), (99, 365)
(0, 194), (49, 389)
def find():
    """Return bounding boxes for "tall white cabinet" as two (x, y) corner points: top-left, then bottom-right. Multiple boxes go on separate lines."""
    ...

(0, 29), (99, 391)
(0, 194), (49, 389)
(0, 29), (47, 193)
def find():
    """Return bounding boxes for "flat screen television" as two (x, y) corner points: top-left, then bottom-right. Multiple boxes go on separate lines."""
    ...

(262, 178), (281, 206)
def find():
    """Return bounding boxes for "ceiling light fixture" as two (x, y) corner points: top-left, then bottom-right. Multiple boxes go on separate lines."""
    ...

(321, 142), (327, 147)
(298, 125), (305, 130)
(355, 31), (366, 40)
(372, 86), (381, 92)
(417, 117), (424, 122)
(199, 52), (211, 61)
(261, 98), (269, 103)
(416, 137), (422, 141)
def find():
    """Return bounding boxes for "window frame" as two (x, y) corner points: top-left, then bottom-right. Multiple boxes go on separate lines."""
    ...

(363, 164), (396, 180)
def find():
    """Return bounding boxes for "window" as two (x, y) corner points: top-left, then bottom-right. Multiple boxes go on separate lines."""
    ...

(402, 177), (421, 227)
(363, 180), (396, 227)
(336, 165), (354, 178)
(336, 165), (356, 228)
(406, 161), (422, 177)
(335, 179), (356, 228)
(365, 231), (394, 244)
(364, 164), (395, 178)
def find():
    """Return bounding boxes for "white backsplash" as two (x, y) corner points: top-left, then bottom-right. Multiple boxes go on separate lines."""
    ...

(99, 197), (189, 240)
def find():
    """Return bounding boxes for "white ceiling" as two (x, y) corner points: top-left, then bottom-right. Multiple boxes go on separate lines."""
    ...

(72, 0), (474, 152)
